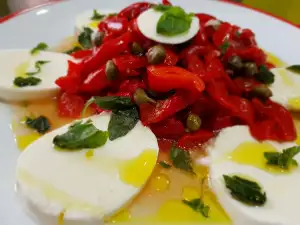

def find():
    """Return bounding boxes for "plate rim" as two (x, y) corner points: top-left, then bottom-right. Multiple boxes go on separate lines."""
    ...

(0, 0), (299, 30)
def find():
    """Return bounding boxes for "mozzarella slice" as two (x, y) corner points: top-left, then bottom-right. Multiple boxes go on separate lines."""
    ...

(270, 68), (300, 111)
(16, 113), (159, 225)
(209, 125), (300, 225)
(137, 8), (199, 44)
(0, 49), (74, 102)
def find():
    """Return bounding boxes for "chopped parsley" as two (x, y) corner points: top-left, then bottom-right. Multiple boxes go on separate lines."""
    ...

(287, 65), (300, 74)
(78, 27), (93, 49)
(14, 76), (41, 87)
(91, 9), (106, 20)
(25, 116), (51, 134)
(26, 60), (50, 76)
(255, 65), (275, 85)
(223, 175), (267, 206)
(30, 42), (48, 55)
(264, 146), (300, 170)
(159, 161), (172, 168)
(170, 146), (194, 173)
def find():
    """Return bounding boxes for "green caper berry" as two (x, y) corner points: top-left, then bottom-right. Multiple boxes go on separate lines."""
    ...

(134, 88), (156, 105)
(94, 32), (105, 47)
(131, 42), (144, 56)
(228, 56), (243, 70)
(186, 114), (202, 132)
(250, 85), (273, 99)
(105, 60), (118, 80)
(147, 45), (166, 65)
(244, 62), (258, 76)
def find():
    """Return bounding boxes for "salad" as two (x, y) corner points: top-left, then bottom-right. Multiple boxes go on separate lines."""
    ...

(9, 0), (300, 225)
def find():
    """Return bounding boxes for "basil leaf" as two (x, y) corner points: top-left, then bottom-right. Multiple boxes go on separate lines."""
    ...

(91, 9), (105, 20)
(26, 60), (50, 76)
(255, 65), (275, 85)
(220, 41), (230, 54)
(170, 146), (194, 173)
(108, 107), (139, 141)
(156, 6), (193, 36)
(65, 46), (82, 55)
(78, 27), (93, 49)
(264, 146), (300, 169)
(108, 13), (118, 17)
(287, 65), (300, 74)
(26, 116), (51, 134)
(159, 161), (172, 168)
(53, 120), (108, 150)
(182, 199), (210, 217)
(30, 42), (48, 55)
(223, 175), (267, 206)
(153, 4), (172, 12)
(14, 77), (41, 87)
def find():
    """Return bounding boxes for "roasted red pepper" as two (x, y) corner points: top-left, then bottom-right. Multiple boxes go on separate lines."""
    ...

(112, 54), (147, 74)
(213, 22), (233, 48)
(150, 117), (185, 139)
(118, 79), (146, 94)
(164, 48), (179, 66)
(235, 47), (267, 66)
(57, 92), (85, 118)
(71, 49), (92, 59)
(98, 16), (129, 38)
(162, 0), (172, 5)
(147, 65), (205, 94)
(118, 2), (152, 20)
(178, 130), (214, 150)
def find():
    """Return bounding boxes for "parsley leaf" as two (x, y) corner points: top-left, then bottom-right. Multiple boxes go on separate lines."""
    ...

(156, 6), (193, 36)
(223, 175), (267, 206)
(183, 199), (209, 217)
(287, 65), (300, 74)
(65, 46), (82, 55)
(91, 9), (105, 20)
(25, 116), (51, 134)
(264, 146), (300, 169)
(170, 146), (194, 173)
(78, 27), (93, 49)
(255, 65), (275, 85)
(159, 161), (172, 168)
(53, 120), (108, 150)
(153, 4), (172, 12)
(26, 60), (50, 76)
(220, 41), (230, 54)
(30, 42), (49, 55)
(14, 76), (41, 87)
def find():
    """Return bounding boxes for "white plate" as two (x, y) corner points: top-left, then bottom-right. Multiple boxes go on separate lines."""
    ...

(0, 0), (300, 224)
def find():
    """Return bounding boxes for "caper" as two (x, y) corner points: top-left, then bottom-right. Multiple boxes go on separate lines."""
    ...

(243, 62), (258, 77)
(105, 60), (118, 80)
(134, 88), (156, 105)
(147, 45), (166, 65)
(228, 56), (243, 71)
(186, 114), (202, 132)
(131, 42), (144, 56)
(250, 85), (273, 99)
(93, 32), (105, 47)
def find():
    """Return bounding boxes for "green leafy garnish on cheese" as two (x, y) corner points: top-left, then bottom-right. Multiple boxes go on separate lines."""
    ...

(91, 9), (106, 20)
(26, 60), (50, 76)
(287, 65), (300, 74)
(14, 76), (41, 87)
(30, 42), (49, 55)
(26, 116), (51, 134)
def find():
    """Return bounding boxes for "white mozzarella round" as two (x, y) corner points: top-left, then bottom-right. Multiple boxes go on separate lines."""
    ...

(270, 68), (300, 110)
(137, 8), (200, 44)
(16, 113), (159, 225)
(0, 49), (74, 102)
(208, 125), (300, 225)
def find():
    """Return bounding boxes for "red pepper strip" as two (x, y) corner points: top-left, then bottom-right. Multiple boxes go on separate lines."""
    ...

(191, 94), (219, 117)
(233, 77), (259, 93)
(119, 79), (146, 94)
(71, 49), (93, 59)
(98, 16), (128, 37)
(235, 47), (267, 66)
(240, 28), (257, 46)
(158, 138), (176, 152)
(80, 65), (111, 93)
(164, 48), (179, 66)
(266, 62), (275, 69)
(178, 130), (214, 150)
(162, 0), (172, 5)
(55, 61), (83, 94)
(180, 45), (214, 60)
(250, 120), (279, 141)
(195, 13), (216, 25)
(118, 2), (152, 20)
(112, 54), (147, 74)
(211, 114), (235, 131)
(140, 91), (196, 125)
(147, 65), (205, 94)
(57, 92), (85, 118)
(213, 22), (233, 48)
(82, 32), (132, 76)
(150, 117), (185, 139)
(186, 54), (206, 78)
(192, 23), (209, 46)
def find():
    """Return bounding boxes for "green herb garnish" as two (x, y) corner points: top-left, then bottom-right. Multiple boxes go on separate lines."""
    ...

(183, 199), (209, 217)
(108, 13), (118, 17)
(170, 146), (194, 173)
(14, 76), (41, 87)
(30, 42), (48, 55)
(65, 46), (82, 55)
(25, 116), (51, 134)
(153, 4), (173, 12)
(255, 65), (275, 85)
(223, 175), (267, 206)
(26, 60), (50, 76)
(91, 9), (105, 20)
(159, 161), (172, 168)
(155, 6), (193, 36)
(78, 27), (93, 49)
(287, 65), (300, 74)
(264, 146), (300, 169)
(220, 41), (230, 54)
(53, 120), (108, 150)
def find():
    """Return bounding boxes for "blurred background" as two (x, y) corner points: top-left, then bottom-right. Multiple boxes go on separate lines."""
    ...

(0, 0), (300, 24)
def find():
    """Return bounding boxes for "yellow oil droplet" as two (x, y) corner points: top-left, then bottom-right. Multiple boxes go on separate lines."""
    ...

(266, 52), (287, 67)
(88, 21), (100, 29)
(58, 211), (65, 225)
(229, 141), (293, 173)
(109, 210), (131, 223)
(15, 61), (30, 78)
(85, 149), (94, 159)
(150, 173), (170, 192)
(296, 134), (300, 146)
(182, 187), (201, 201)
(16, 133), (40, 150)
(288, 97), (300, 111)
(119, 150), (157, 188)
(278, 69), (294, 86)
